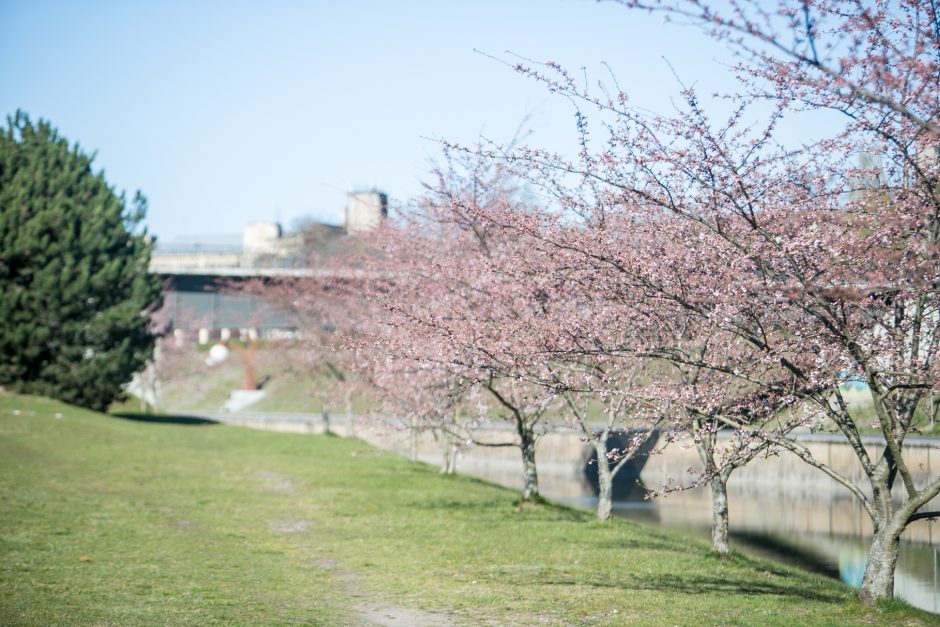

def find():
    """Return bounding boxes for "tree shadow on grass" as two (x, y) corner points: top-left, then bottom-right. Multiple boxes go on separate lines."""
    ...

(536, 571), (847, 603)
(571, 536), (701, 555)
(730, 531), (841, 580)
(407, 497), (516, 511)
(111, 412), (219, 426)
(408, 495), (593, 523)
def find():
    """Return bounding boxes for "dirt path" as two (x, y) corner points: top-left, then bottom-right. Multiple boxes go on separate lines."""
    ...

(313, 558), (454, 626)
(256, 469), (454, 626)
(254, 469), (296, 494)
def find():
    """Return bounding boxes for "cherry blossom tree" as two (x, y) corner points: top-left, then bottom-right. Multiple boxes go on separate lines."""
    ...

(460, 197), (792, 544)
(368, 153), (677, 516)
(551, 360), (662, 521)
(478, 0), (940, 602)
(354, 334), (476, 468)
(356, 155), (569, 501)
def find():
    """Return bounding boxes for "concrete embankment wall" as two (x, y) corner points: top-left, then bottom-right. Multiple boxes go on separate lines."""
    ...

(643, 436), (940, 545)
(197, 410), (940, 545)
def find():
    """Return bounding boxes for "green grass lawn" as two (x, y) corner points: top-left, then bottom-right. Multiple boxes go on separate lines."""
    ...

(1, 394), (935, 626)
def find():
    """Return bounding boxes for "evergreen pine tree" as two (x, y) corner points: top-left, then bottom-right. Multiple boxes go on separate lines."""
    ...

(0, 111), (162, 411)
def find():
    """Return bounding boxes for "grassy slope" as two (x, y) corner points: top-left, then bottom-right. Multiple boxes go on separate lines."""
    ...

(1, 394), (934, 626)
(152, 349), (372, 415)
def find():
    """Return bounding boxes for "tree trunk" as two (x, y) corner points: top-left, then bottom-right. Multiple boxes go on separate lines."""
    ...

(929, 392), (939, 431)
(595, 440), (613, 521)
(692, 421), (731, 555)
(519, 425), (539, 500)
(441, 440), (458, 475)
(709, 471), (731, 556)
(440, 430), (457, 474)
(449, 442), (459, 473)
(409, 415), (418, 463)
(859, 520), (903, 603)
(439, 429), (448, 473)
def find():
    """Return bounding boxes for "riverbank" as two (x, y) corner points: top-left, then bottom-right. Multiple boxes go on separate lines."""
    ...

(0, 394), (934, 625)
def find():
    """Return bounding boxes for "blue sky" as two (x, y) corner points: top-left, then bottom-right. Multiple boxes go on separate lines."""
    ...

(2, 0), (757, 241)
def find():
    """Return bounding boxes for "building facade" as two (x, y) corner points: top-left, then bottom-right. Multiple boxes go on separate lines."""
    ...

(151, 190), (386, 341)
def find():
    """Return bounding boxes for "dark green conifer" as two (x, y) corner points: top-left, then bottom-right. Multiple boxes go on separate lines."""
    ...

(0, 111), (162, 411)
